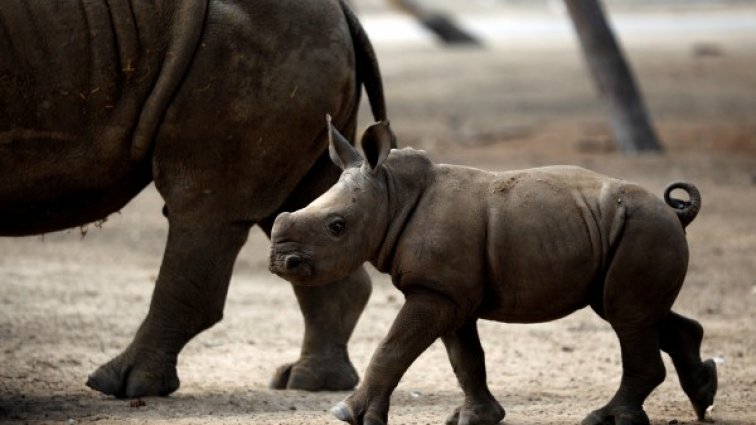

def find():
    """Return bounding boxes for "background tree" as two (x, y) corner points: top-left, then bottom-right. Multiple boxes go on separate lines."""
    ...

(565, 0), (663, 152)
(360, 0), (664, 153)
(367, 0), (482, 45)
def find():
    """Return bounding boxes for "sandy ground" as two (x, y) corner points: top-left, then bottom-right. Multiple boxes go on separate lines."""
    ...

(2, 8), (756, 425)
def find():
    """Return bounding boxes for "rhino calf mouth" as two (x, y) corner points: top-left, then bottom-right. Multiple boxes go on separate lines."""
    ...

(268, 251), (313, 279)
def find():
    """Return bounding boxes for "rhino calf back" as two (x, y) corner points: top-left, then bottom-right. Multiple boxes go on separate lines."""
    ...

(476, 166), (688, 325)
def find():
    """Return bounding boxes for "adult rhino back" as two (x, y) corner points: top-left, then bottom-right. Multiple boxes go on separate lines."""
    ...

(0, 0), (206, 234)
(2, 0), (386, 398)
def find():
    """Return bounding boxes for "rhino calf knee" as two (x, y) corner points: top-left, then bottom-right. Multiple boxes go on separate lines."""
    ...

(269, 118), (716, 425)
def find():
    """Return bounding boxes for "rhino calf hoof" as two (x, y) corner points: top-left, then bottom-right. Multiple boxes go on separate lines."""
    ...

(687, 359), (718, 420)
(331, 401), (387, 425)
(331, 402), (356, 423)
(86, 354), (179, 398)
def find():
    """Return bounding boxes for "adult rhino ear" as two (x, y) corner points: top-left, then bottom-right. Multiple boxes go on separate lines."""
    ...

(327, 114), (362, 170)
(361, 120), (396, 173)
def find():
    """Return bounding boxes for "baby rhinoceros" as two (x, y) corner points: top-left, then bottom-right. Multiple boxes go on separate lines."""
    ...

(268, 117), (717, 425)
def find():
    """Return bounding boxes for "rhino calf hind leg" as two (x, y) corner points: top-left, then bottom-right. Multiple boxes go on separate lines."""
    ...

(87, 221), (249, 398)
(269, 266), (371, 391)
(441, 321), (505, 425)
(660, 312), (717, 420)
(583, 326), (665, 425)
(581, 202), (697, 424)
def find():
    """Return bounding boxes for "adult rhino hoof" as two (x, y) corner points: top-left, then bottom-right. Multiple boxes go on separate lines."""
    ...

(86, 351), (179, 398)
(269, 356), (358, 391)
(445, 399), (506, 425)
(581, 406), (650, 425)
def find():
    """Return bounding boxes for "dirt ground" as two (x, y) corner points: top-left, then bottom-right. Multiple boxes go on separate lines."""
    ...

(1, 7), (755, 425)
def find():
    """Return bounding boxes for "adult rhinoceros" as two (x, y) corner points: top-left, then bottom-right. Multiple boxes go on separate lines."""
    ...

(0, 0), (386, 398)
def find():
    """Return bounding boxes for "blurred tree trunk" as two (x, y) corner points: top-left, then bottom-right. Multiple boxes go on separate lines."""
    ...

(387, 0), (480, 45)
(564, 0), (663, 153)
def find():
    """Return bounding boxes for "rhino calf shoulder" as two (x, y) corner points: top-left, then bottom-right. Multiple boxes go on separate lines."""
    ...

(269, 119), (717, 425)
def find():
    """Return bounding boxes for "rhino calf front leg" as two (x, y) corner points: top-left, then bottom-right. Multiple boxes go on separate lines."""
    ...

(332, 292), (464, 425)
(271, 266), (371, 391)
(87, 221), (249, 398)
(441, 321), (505, 425)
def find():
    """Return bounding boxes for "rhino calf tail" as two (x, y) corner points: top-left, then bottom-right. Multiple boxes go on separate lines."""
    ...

(664, 182), (702, 228)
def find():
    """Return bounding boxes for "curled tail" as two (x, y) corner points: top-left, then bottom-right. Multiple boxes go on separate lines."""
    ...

(664, 182), (701, 228)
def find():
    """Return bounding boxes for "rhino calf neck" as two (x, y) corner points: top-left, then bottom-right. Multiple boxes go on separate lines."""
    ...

(269, 119), (717, 425)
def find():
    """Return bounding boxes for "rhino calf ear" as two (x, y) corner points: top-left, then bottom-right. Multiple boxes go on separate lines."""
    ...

(327, 114), (362, 170)
(361, 121), (395, 173)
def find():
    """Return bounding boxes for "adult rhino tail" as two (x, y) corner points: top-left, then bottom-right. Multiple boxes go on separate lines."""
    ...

(664, 182), (701, 228)
(339, 0), (395, 148)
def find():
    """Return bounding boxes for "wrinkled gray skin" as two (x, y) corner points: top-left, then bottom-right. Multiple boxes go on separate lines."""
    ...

(269, 121), (717, 425)
(1, 0), (386, 398)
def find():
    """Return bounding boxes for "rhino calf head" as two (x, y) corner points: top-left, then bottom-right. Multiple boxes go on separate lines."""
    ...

(268, 115), (395, 286)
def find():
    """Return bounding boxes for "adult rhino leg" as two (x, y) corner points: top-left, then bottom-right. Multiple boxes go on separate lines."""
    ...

(660, 312), (717, 420)
(260, 149), (371, 391)
(270, 267), (371, 391)
(441, 321), (505, 425)
(87, 220), (249, 398)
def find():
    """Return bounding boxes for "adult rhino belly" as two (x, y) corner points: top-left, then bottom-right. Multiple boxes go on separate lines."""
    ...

(0, 1), (173, 235)
(152, 0), (358, 221)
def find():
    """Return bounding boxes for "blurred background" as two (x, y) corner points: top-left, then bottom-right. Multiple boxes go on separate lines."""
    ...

(353, 0), (756, 158)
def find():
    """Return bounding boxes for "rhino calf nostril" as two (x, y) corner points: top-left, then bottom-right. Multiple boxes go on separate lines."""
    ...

(285, 255), (303, 270)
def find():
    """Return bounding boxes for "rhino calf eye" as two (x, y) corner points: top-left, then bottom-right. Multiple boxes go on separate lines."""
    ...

(327, 217), (346, 236)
